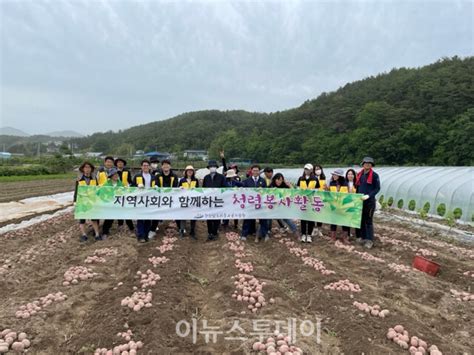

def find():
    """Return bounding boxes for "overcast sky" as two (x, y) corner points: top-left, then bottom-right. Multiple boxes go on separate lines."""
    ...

(0, 0), (472, 135)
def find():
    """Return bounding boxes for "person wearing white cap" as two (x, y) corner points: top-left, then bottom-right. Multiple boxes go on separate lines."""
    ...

(296, 163), (319, 243)
(222, 169), (243, 230)
(178, 166), (199, 239)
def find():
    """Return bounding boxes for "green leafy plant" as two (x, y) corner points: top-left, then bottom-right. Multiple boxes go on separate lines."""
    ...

(437, 203), (446, 216)
(418, 208), (428, 221)
(397, 199), (404, 209)
(446, 211), (456, 228)
(453, 208), (463, 219)
(387, 197), (394, 207)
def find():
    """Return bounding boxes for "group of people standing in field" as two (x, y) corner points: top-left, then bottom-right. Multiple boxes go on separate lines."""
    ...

(74, 154), (380, 249)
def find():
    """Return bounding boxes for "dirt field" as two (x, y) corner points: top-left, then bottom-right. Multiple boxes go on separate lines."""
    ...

(0, 179), (75, 203)
(1, 209), (473, 354)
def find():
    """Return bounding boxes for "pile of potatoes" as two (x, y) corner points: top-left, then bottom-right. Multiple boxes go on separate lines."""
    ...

(231, 274), (271, 313)
(386, 325), (442, 354)
(450, 289), (474, 301)
(18, 248), (38, 263)
(252, 333), (303, 355)
(279, 238), (335, 275)
(0, 329), (31, 353)
(324, 279), (361, 292)
(301, 256), (335, 276)
(15, 292), (67, 319)
(227, 240), (247, 258)
(334, 241), (386, 263)
(121, 291), (153, 312)
(416, 248), (437, 257)
(94, 340), (143, 355)
(388, 263), (412, 274)
(117, 330), (134, 342)
(235, 259), (253, 273)
(45, 232), (68, 248)
(288, 247), (309, 258)
(85, 247), (117, 264)
(148, 256), (169, 267)
(157, 243), (173, 254)
(137, 270), (161, 289)
(225, 232), (240, 242)
(353, 301), (390, 318)
(63, 266), (96, 286)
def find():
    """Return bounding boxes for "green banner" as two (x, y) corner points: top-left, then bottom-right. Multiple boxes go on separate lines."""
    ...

(75, 186), (363, 228)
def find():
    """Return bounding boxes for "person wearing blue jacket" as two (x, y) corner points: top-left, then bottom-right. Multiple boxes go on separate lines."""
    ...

(240, 164), (269, 242)
(355, 157), (381, 249)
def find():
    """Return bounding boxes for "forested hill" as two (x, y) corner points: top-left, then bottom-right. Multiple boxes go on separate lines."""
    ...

(74, 56), (473, 166)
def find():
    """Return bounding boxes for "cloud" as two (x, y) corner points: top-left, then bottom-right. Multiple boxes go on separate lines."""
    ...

(0, 0), (472, 134)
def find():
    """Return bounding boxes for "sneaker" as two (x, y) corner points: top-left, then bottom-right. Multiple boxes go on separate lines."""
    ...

(102, 234), (108, 240)
(364, 240), (374, 249)
(138, 238), (146, 243)
(279, 227), (288, 234)
(317, 229), (323, 237)
(95, 235), (103, 241)
(240, 236), (247, 241)
(254, 235), (259, 243)
(311, 228), (318, 237)
(148, 231), (156, 240)
(264, 236), (270, 242)
(356, 238), (365, 245)
(179, 230), (185, 239)
(80, 235), (88, 242)
(300, 234), (307, 243)
(306, 235), (313, 243)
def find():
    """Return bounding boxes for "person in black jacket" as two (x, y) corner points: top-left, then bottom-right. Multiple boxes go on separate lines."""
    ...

(152, 159), (179, 237)
(240, 164), (269, 242)
(115, 158), (134, 233)
(150, 157), (161, 177)
(132, 160), (156, 243)
(355, 157), (381, 249)
(296, 164), (320, 243)
(202, 160), (228, 241)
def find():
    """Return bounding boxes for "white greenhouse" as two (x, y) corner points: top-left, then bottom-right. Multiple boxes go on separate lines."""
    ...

(275, 166), (473, 223)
